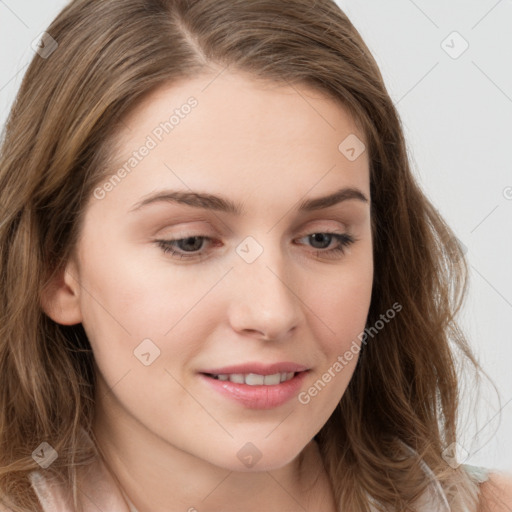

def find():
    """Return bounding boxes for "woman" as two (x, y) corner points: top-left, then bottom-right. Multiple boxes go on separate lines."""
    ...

(0, 0), (510, 511)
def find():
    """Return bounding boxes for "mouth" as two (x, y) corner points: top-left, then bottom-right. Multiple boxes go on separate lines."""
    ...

(201, 371), (299, 385)
(197, 364), (310, 409)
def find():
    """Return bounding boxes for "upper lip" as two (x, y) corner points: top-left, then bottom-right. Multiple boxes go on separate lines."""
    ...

(199, 362), (309, 375)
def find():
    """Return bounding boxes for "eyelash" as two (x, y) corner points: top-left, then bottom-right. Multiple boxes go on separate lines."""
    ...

(154, 231), (357, 261)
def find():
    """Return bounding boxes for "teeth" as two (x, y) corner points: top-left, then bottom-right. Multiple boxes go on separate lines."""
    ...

(210, 372), (296, 385)
(263, 373), (280, 385)
(246, 373), (265, 385)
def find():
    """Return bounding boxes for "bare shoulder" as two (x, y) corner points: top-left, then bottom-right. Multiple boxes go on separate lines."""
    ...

(478, 471), (512, 512)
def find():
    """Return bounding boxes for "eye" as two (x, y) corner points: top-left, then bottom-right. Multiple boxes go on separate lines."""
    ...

(154, 231), (358, 261)
(295, 232), (357, 259)
(155, 236), (214, 260)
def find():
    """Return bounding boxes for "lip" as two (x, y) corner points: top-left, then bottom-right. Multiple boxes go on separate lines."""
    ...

(199, 362), (309, 376)
(198, 363), (310, 410)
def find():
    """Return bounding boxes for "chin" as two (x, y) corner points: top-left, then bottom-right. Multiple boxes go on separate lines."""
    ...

(211, 437), (310, 473)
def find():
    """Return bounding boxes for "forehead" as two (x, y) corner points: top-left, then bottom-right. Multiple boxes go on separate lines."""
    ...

(91, 71), (370, 217)
(111, 71), (367, 157)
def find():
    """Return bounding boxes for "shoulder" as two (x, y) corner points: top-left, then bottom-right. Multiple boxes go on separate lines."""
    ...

(478, 470), (512, 512)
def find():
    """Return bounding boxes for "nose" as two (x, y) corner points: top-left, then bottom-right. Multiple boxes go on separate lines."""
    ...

(227, 240), (302, 341)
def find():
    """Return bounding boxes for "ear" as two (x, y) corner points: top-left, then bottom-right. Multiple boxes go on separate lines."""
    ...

(40, 256), (83, 325)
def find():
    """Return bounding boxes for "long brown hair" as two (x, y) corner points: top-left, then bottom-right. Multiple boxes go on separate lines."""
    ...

(0, 1), (501, 510)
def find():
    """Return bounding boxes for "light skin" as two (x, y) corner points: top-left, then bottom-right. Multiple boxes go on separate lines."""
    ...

(41, 71), (374, 511)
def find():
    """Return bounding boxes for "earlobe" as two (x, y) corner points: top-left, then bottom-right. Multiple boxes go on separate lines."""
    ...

(40, 258), (83, 325)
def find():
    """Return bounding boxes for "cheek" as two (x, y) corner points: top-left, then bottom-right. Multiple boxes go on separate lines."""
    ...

(76, 241), (213, 374)
(309, 253), (373, 350)
(298, 266), (373, 411)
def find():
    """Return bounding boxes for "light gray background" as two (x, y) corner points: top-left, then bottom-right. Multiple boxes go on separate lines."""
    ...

(1, 1), (511, 472)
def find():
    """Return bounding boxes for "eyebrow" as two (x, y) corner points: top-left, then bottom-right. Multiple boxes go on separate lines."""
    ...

(128, 186), (368, 215)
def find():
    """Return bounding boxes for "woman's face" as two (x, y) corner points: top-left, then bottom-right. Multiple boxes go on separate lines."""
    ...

(58, 71), (373, 471)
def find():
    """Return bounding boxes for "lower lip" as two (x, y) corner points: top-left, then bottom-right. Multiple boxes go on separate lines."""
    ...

(199, 371), (309, 410)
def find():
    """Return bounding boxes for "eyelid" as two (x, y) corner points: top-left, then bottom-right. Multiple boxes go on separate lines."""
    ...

(153, 220), (220, 238)
(151, 214), (352, 243)
(293, 219), (349, 237)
